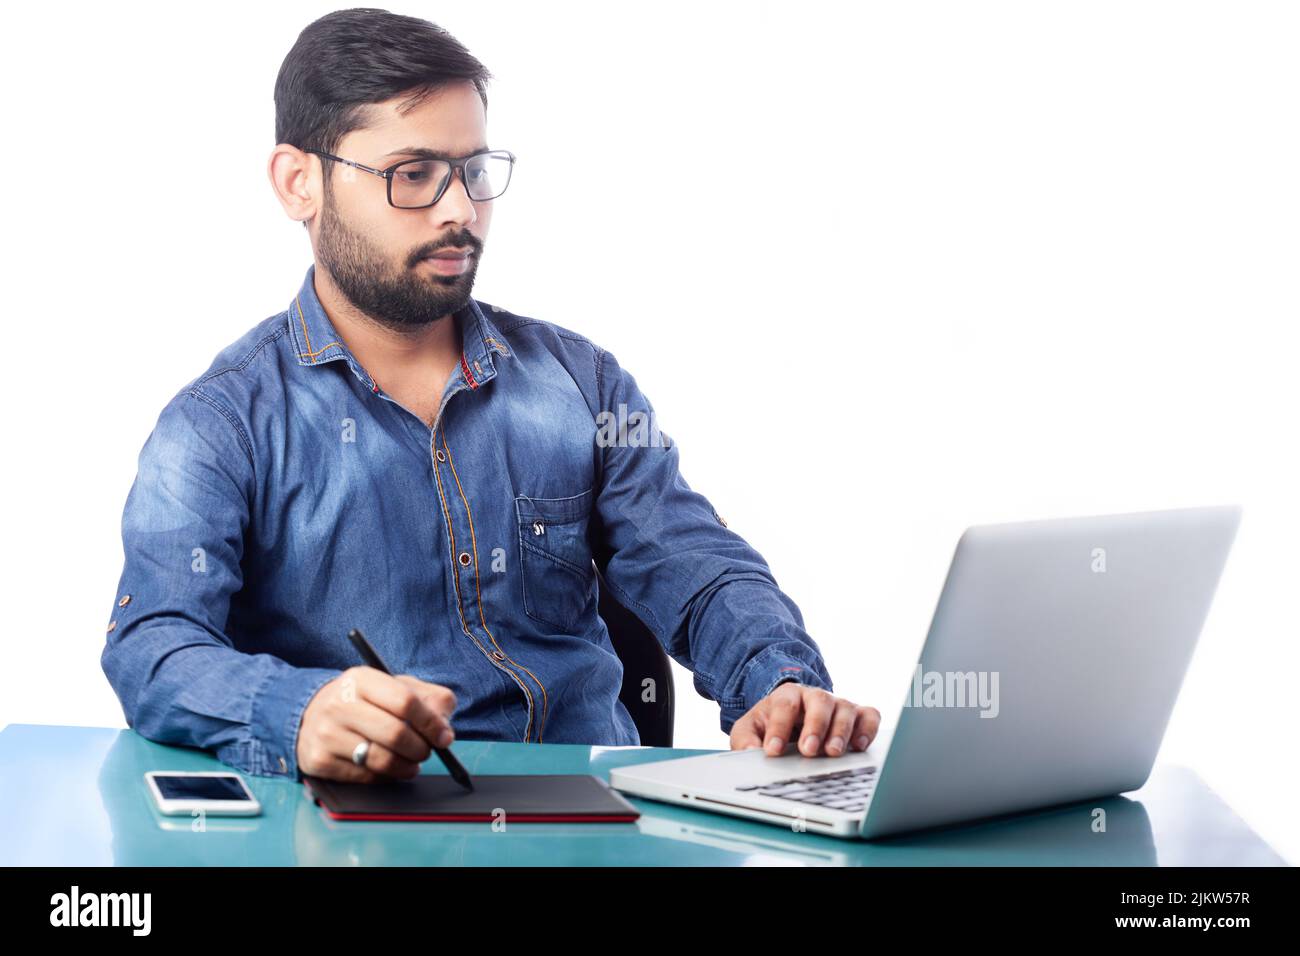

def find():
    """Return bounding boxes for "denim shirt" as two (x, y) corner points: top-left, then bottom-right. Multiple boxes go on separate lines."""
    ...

(101, 263), (833, 778)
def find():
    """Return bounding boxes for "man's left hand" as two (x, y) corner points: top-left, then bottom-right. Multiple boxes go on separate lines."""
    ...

(729, 682), (881, 757)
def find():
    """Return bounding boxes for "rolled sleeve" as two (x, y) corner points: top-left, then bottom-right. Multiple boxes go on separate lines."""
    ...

(100, 386), (341, 778)
(249, 664), (342, 780)
(733, 641), (834, 730)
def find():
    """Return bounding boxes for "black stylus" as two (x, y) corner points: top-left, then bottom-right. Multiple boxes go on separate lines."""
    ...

(346, 627), (474, 792)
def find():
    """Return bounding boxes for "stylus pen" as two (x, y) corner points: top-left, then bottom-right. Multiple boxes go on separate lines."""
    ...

(346, 627), (474, 792)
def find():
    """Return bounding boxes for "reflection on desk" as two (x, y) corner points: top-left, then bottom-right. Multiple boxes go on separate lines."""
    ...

(0, 724), (1286, 867)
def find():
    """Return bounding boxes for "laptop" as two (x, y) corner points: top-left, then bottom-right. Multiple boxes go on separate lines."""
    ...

(610, 505), (1242, 839)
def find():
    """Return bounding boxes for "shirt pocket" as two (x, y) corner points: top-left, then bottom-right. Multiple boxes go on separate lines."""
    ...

(515, 488), (596, 632)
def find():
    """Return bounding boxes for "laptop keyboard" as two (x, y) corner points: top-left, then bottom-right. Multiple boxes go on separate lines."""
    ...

(735, 764), (878, 813)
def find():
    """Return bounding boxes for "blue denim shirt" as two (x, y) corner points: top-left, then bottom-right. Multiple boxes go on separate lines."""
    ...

(101, 263), (833, 778)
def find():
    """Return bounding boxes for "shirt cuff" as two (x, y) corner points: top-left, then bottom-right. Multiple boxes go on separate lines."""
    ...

(250, 664), (341, 779)
(753, 664), (831, 702)
(737, 645), (834, 716)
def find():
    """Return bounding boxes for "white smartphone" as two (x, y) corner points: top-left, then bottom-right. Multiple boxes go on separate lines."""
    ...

(144, 771), (262, 816)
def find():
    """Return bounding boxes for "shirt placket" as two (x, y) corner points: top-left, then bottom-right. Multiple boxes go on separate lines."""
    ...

(430, 414), (551, 743)
(400, 350), (549, 744)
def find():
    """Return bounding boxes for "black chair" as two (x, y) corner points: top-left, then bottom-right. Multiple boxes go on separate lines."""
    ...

(594, 564), (675, 747)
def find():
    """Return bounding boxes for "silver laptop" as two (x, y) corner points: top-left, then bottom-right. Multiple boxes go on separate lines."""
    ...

(610, 505), (1242, 839)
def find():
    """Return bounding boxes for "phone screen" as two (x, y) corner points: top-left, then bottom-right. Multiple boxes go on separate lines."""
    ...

(153, 775), (251, 801)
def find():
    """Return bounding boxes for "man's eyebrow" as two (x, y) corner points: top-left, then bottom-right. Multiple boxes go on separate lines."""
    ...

(382, 145), (491, 161)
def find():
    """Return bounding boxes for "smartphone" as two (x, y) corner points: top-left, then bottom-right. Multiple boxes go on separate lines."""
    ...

(144, 771), (262, 816)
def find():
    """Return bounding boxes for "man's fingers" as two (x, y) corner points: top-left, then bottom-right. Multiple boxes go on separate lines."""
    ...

(337, 698), (433, 765)
(795, 689), (837, 756)
(318, 753), (381, 784)
(762, 691), (802, 755)
(851, 706), (883, 751)
(729, 713), (765, 750)
(297, 734), (381, 783)
(354, 668), (455, 750)
(321, 720), (423, 778)
(348, 730), (421, 779)
(821, 700), (860, 756)
(395, 674), (458, 726)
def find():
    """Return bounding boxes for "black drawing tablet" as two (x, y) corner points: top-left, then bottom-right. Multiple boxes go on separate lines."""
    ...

(303, 773), (641, 823)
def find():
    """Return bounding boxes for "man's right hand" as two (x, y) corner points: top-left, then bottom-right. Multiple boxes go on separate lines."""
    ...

(296, 667), (457, 782)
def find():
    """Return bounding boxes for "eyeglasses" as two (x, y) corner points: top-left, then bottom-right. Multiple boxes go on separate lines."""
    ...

(303, 147), (516, 208)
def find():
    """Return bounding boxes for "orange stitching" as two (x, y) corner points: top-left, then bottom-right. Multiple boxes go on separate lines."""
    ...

(298, 342), (345, 359)
(441, 431), (551, 743)
(295, 295), (314, 352)
(295, 296), (344, 359)
(433, 437), (536, 742)
(431, 428), (536, 742)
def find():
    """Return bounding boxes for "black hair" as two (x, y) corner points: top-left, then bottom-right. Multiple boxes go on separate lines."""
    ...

(274, 7), (494, 189)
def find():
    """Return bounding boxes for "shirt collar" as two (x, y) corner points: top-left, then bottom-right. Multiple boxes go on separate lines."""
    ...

(286, 262), (512, 391)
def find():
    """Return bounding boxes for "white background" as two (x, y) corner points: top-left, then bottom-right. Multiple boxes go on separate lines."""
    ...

(1, 1), (1296, 861)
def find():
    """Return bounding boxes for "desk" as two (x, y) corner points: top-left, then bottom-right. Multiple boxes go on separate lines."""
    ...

(0, 723), (1286, 866)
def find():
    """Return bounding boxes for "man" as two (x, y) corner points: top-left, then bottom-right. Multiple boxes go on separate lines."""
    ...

(101, 8), (881, 783)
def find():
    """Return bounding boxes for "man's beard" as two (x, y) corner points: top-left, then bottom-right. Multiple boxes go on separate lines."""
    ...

(316, 186), (480, 334)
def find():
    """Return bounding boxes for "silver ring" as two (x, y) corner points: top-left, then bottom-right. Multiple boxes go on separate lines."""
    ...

(351, 739), (371, 767)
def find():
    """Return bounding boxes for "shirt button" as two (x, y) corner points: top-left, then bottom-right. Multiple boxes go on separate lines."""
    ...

(532, 521), (545, 536)
(435, 449), (446, 463)
(279, 756), (288, 773)
(492, 650), (506, 661)
(458, 552), (472, 566)
(106, 620), (117, 633)
(117, 594), (131, 607)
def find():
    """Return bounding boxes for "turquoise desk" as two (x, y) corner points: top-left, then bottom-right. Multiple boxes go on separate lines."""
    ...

(0, 723), (1286, 866)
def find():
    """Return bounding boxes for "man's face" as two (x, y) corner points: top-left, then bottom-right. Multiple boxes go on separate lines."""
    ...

(314, 80), (493, 333)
